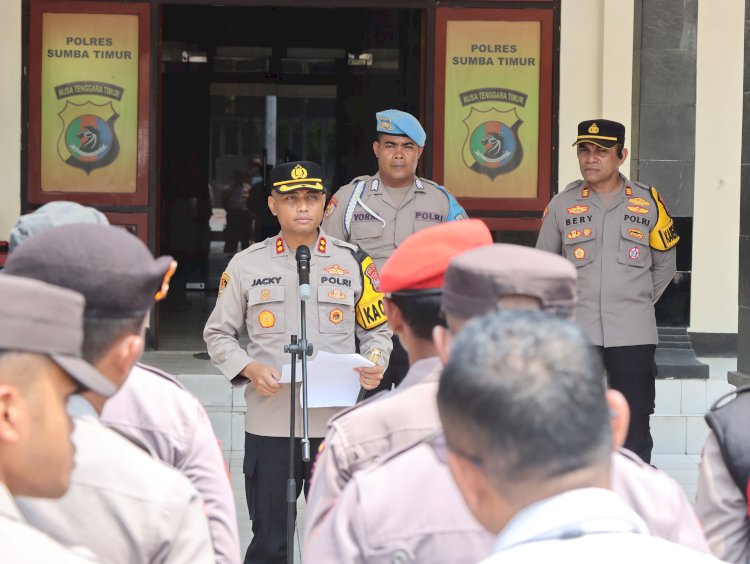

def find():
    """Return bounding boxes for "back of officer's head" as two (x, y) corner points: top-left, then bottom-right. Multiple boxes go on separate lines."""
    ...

(438, 310), (610, 490)
(5, 222), (174, 366)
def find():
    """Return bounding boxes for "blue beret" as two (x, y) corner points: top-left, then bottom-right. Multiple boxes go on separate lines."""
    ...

(376, 109), (426, 146)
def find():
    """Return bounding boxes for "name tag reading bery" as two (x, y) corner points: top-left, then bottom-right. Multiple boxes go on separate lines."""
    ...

(564, 215), (592, 226)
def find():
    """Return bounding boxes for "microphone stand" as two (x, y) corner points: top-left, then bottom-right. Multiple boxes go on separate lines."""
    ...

(284, 252), (313, 564)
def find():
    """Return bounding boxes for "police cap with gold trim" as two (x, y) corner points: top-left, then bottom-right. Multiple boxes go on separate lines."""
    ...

(573, 119), (625, 149)
(270, 161), (325, 194)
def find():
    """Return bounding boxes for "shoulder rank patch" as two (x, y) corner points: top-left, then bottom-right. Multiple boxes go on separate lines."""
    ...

(324, 197), (338, 219)
(628, 197), (650, 207)
(649, 187), (679, 251)
(219, 272), (231, 296)
(355, 255), (387, 330)
(258, 310), (275, 328)
(542, 207), (548, 219)
(573, 247), (585, 260)
(275, 238), (285, 255)
(627, 206), (649, 215)
(567, 205), (589, 215)
(318, 237), (327, 253)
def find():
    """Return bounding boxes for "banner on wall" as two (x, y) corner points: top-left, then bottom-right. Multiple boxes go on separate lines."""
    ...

(443, 20), (540, 199)
(41, 12), (138, 193)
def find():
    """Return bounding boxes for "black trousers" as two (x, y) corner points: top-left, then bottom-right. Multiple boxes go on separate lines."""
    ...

(595, 344), (657, 463)
(243, 433), (323, 564)
(363, 334), (409, 398)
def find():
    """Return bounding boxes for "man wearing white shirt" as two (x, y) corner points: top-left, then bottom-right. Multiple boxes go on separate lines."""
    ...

(437, 310), (720, 563)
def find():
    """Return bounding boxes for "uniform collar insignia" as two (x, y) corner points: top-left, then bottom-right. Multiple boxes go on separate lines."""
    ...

(415, 178), (425, 191)
(370, 179), (380, 191)
(625, 185), (633, 197)
(580, 185), (590, 199)
(316, 236), (328, 255)
(275, 237), (286, 256)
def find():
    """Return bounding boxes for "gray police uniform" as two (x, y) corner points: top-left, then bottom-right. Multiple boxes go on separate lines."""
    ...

(322, 172), (468, 273)
(203, 230), (392, 438)
(203, 229), (392, 562)
(0, 483), (101, 563)
(305, 357), (441, 540)
(536, 175), (677, 346)
(17, 396), (214, 564)
(536, 174), (678, 462)
(101, 363), (241, 564)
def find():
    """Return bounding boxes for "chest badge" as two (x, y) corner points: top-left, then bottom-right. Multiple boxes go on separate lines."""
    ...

(627, 206), (649, 215)
(628, 197), (650, 207)
(573, 247), (586, 260)
(628, 228), (644, 240)
(328, 290), (346, 300)
(629, 246), (641, 260)
(260, 289), (271, 301)
(324, 264), (349, 275)
(258, 310), (275, 328)
(329, 309), (344, 324)
(567, 229), (582, 240)
(567, 205), (589, 215)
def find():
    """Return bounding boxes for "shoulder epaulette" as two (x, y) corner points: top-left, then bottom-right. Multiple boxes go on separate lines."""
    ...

(330, 237), (359, 253)
(327, 389), (390, 424)
(135, 362), (185, 390)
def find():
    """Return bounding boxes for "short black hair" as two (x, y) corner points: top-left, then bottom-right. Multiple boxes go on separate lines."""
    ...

(437, 310), (610, 486)
(82, 315), (147, 364)
(387, 293), (445, 340)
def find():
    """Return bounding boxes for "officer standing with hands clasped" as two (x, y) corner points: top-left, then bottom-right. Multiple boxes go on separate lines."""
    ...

(323, 109), (467, 394)
(203, 160), (392, 563)
(536, 119), (679, 463)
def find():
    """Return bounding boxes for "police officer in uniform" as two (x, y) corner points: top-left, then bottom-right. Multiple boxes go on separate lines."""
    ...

(203, 161), (392, 563)
(696, 386), (750, 562)
(536, 119), (679, 463)
(323, 109), (467, 395)
(304, 219), (492, 541)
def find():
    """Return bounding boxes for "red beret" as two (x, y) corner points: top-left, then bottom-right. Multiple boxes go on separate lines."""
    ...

(379, 219), (492, 293)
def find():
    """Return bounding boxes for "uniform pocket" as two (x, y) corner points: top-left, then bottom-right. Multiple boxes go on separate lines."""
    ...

(248, 285), (285, 334)
(562, 227), (596, 267)
(617, 224), (649, 268)
(350, 219), (384, 242)
(318, 285), (355, 334)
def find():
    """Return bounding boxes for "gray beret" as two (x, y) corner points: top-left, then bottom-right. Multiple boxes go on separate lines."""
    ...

(9, 201), (108, 252)
(4, 224), (175, 318)
(442, 244), (577, 319)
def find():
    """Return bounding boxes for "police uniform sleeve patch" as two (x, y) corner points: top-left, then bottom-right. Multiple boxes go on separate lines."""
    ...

(354, 254), (388, 330)
(219, 272), (231, 296)
(649, 187), (680, 251)
(324, 197), (338, 219)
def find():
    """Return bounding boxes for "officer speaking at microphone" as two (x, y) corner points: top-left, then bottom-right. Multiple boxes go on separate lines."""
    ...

(536, 119), (679, 463)
(203, 160), (392, 563)
(323, 109), (467, 395)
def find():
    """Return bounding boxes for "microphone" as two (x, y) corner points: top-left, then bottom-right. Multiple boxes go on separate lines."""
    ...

(296, 245), (311, 301)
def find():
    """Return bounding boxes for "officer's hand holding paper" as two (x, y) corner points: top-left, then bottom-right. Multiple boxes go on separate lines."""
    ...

(280, 351), (375, 407)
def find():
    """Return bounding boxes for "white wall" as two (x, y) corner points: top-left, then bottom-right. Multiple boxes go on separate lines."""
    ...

(0, 0), (21, 241)
(558, 0), (634, 189)
(689, 0), (744, 334)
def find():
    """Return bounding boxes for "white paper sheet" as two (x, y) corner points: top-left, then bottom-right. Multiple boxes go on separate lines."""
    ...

(279, 351), (374, 408)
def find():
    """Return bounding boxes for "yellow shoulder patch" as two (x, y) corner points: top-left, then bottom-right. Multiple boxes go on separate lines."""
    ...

(649, 187), (679, 251)
(355, 255), (388, 330)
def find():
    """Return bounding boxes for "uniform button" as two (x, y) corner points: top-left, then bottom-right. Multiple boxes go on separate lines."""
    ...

(391, 549), (412, 563)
